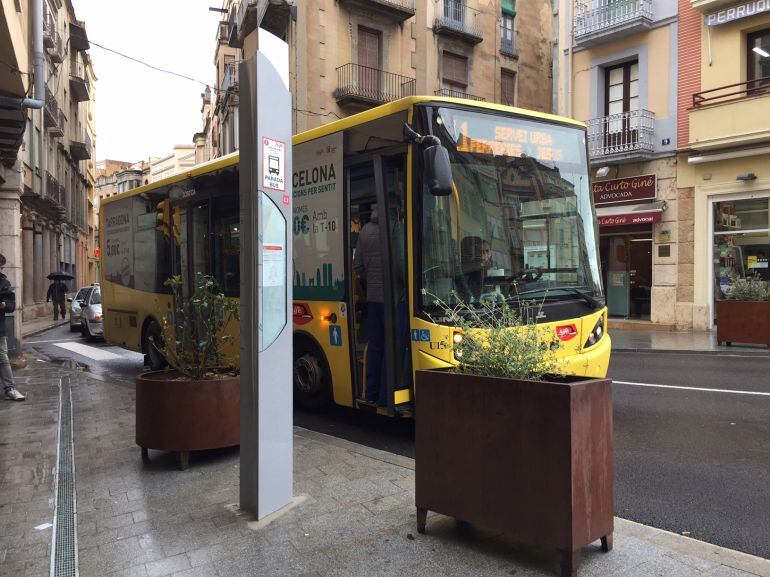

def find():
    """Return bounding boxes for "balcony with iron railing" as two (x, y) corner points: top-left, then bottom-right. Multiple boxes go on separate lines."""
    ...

(221, 62), (239, 93)
(70, 61), (90, 102)
(70, 129), (92, 161)
(338, 0), (415, 22)
(44, 86), (64, 137)
(227, 4), (241, 48)
(586, 109), (655, 163)
(574, 0), (653, 46)
(237, 0), (291, 42)
(43, 3), (58, 49)
(433, 0), (483, 45)
(45, 171), (58, 202)
(434, 88), (485, 101)
(335, 63), (416, 107)
(70, 19), (89, 51)
(500, 31), (517, 58)
(689, 76), (770, 151)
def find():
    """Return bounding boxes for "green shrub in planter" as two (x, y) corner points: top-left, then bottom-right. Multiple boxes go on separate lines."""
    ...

(728, 276), (769, 301)
(425, 290), (565, 381)
(154, 273), (240, 380)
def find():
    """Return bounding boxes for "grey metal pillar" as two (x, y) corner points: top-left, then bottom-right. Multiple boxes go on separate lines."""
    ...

(239, 30), (293, 520)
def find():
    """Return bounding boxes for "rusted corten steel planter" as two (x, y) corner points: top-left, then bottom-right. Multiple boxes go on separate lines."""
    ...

(415, 369), (614, 577)
(716, 300), (770, 348)
(136, 370), (240, 470)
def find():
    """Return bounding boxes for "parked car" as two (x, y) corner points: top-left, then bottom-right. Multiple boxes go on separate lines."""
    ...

(68, 286), (94, 332)
(81, 284), (103, 341)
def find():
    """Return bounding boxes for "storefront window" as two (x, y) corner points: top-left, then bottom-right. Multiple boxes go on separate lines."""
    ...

(714, 197), (770, 301)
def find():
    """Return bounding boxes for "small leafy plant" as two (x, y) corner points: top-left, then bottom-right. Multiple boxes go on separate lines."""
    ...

(728, 276), (769, 301)
(426, 290), (564, 381)
(154, 273), (240, 380)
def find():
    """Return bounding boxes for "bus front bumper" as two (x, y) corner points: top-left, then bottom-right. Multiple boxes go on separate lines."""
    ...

(559, 333), (612, 379)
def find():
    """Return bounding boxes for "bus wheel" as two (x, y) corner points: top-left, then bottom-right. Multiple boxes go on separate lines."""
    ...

(144, 320), (168, 371)
(293, 348), (330, 410)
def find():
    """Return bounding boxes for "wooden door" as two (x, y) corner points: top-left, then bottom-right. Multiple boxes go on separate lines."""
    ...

(358, 27), (381, 98)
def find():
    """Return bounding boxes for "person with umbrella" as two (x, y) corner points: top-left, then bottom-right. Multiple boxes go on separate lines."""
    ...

(46, 272), (71, 321)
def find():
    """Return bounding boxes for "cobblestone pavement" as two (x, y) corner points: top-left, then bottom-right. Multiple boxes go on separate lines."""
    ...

(1, 363), (769, 577)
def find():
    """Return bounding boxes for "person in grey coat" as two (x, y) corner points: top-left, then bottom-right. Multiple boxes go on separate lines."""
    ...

(0, 254), (25, 401)
(353, 206), (387, 406)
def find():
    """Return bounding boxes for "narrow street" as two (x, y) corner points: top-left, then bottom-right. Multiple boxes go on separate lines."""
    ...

(23, 325), (770, 559)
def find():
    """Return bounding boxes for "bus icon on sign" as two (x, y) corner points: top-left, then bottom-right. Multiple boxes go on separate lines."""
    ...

(268, 155), (280, 175)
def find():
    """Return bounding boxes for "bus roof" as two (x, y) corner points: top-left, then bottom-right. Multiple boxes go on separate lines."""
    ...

(100, 97), (583, 207)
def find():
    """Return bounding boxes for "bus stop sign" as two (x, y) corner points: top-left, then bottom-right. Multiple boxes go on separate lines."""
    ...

(239, 29), (293, 520)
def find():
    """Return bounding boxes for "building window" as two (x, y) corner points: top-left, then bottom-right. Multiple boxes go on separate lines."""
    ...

(501, 0), (515, 54)
(442, 52), (468, 94)
(501, 69), (516, 106)
(748, 28), (770, 91)
(603, 60), (639, 147)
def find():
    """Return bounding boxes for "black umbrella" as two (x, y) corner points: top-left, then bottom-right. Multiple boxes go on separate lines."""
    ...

(47, 271), (74, 281)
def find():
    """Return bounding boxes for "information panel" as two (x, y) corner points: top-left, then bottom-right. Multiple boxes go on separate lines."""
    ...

(292, 133), (344, 301)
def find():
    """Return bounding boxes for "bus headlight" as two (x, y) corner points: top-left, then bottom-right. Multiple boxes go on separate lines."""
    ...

(584, 315), (604, 349)
(453, 331), (464, 345)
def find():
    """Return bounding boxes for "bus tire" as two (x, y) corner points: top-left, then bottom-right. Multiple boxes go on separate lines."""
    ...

(144, 319), (168, 371)
(293, 343), (331, 410)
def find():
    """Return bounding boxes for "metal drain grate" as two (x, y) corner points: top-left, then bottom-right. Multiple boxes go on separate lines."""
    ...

(50, 376), (78, 577)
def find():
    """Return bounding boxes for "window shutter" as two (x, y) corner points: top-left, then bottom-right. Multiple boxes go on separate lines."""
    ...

(442, 53), (468, 86)
(501, 70), (516, 106)
(502, 0), (516, 16)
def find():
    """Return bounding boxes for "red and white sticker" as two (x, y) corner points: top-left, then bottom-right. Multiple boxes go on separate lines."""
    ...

(262, 137), (286, 192)
(556, 324), (578, 341)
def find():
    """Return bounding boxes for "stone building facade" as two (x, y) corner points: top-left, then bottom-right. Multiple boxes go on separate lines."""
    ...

(0, 0), (96, 346)
(677, 0), (770, 331)
(196, 0), (556, 161)
(555, 0), (685, 327)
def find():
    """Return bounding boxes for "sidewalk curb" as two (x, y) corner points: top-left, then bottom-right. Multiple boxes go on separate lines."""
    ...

(612, 347), (770, 357)
(22, 319), (69, 339)
(295, 427), (770, 576)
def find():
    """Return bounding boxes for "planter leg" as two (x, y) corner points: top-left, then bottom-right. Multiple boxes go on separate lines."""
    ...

(416, 507), (427, 534)
(178, 451), (189, 471)
(601, 534), (613, 552)
(141, 447), (149, 463)
(559, 549), (580, 577)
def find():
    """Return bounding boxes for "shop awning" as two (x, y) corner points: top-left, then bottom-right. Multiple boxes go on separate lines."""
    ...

(596, 201), (666, 227)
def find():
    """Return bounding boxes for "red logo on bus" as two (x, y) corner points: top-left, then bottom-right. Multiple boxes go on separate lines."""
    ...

(293, 303), (313, 325)
(556, 324), (578, 341)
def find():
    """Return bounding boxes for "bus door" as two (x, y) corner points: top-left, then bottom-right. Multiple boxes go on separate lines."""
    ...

(347, 152), (411, 415)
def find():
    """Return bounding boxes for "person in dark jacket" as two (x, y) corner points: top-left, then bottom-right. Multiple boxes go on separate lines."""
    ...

(354, 206), (386, 406)
(0, 254), (25, 401)
(46, 279), (67, 320)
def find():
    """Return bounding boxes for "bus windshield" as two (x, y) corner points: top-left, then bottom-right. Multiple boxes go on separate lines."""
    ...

(419, 107), (602, 313)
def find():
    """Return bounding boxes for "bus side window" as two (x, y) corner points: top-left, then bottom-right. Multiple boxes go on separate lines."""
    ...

(212, 196), (240, 297)
(191, 202), (211, 282)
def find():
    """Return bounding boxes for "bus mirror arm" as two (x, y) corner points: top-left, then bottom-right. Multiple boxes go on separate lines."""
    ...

(404, 123), (453, 197)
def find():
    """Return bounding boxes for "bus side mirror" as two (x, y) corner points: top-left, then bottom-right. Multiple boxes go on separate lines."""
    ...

(424, 145), (453, 196)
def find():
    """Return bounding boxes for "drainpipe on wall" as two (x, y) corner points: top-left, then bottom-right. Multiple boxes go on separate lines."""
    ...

(0, 0), (45, 110)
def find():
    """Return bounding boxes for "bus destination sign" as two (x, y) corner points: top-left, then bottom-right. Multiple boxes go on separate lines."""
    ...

(457, 123), (569, 164)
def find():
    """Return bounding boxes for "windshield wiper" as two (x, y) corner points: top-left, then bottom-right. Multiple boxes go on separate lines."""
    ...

(512, 286), (603, 309)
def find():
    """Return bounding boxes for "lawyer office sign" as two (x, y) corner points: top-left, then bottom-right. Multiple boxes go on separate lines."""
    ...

(706, 0), (770, 25)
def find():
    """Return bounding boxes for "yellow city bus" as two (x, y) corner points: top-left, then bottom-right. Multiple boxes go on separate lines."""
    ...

(100, 96), (611, 416)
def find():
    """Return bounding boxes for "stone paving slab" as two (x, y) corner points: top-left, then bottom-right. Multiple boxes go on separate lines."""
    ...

(1, 363), (769, 577)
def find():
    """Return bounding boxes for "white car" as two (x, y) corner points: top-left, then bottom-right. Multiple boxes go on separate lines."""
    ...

(68, 286), (94, 332)
(81, 285), (103, 341)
